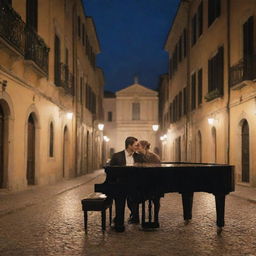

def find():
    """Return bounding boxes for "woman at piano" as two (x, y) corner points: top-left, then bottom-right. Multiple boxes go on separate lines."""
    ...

(137, 140), (162, 228)
(137, 140), (161, 164)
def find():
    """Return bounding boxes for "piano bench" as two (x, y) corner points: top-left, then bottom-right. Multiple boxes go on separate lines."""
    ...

(81, 193), (113, 231)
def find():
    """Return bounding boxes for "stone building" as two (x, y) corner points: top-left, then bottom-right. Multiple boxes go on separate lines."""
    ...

(159, 0), (256, 187)
(0, 0), (104, 191)
(103, 79), (159, 160)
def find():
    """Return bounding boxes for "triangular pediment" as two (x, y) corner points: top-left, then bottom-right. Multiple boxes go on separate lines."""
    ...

(116, 83), (158, 97)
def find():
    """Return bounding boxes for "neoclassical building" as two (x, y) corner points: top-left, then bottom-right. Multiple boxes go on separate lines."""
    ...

(0, 0), (104, 191)
(159, 0), (256, 187)
(103, 79), (159, 160)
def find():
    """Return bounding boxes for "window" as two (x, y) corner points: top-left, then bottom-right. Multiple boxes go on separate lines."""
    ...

(26, 0), (38, 31)
(173, 45), (178, 72)
(243, 16), (254, 79)
(183, 29), (187, 58)
(198, 2), (203, 37)
(132, 103), (140, 120)
(198, 69), (203, 105)
(80, 77), (83, 103)
(191, 73), (196, 110)
(208, 46), (224, 95)
(49, 122), (54, 157)
(169, 57), (173, 79)
(54, 35), (61, 86)
(82, 24), (85, 45)
(178, 37), (182, 62)
(191, 2), (203, 46)
(107, 112), (112, 122)
(208, 0), (221, 27)
(183, 87), (188, 115)
(191, 14), (197, 46)
(179, 91), (182, 118)
(77, 16), (81, 37)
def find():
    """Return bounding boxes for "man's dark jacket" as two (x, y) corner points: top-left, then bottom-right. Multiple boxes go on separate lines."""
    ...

(109, 150), (144, 166)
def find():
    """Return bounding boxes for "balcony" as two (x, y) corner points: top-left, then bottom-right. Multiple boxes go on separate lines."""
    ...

(60, 63), (74, 96)
(204, 88), (222, 102)
(230, 56), (256, 89)
(0, 2), (25, 56)
(25, 26), (49, 77)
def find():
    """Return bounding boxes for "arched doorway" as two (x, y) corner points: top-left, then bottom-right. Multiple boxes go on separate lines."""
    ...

(241, 120), (250, 183)
(211, 127), (217, 163)
(0, 105), (4, 188)
(63, 126), (68, 178)
(27, 114), (36, 185)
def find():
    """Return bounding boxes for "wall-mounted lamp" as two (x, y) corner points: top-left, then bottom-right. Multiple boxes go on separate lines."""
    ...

(160, 134), (167, 141)
(152, 124), (159, 131)
(103, 136), (110, 142)
(207, 117), (217, 125)
(98, 123), (104, 131)
(66, 112), (73, 120)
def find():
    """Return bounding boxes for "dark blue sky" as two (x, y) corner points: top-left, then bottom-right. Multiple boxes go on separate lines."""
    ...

(83, 0), (180, 92)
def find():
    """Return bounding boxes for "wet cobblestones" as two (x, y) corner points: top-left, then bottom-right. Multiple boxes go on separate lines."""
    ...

(0, 174), (256, 256)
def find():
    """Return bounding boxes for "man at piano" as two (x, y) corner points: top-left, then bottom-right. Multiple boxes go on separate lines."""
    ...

(109, 136), (144, 225)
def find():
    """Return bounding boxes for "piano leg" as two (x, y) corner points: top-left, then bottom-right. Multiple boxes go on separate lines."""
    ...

(114, 195), (126, 232)
(181, 192), (194, 223)
(214, 193), (226, 234)
(153, 197), (160, 225)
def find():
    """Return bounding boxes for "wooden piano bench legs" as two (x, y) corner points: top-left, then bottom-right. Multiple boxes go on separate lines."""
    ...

(141, 197), (160, 229)
(81, 193), (113, 231)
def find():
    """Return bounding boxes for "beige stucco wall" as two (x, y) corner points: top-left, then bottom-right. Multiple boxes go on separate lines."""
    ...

(103, 83), (159, 157)
(0, 0), (104, 191)
(160, 0), (256, 187)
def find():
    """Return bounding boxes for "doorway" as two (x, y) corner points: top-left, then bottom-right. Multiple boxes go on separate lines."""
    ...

(27, 114), (36, 185)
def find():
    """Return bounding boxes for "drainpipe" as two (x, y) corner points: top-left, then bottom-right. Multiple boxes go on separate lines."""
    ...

(227, 0), (231, 164)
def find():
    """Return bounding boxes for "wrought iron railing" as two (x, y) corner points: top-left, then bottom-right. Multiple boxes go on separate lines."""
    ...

(25, 26), (49, 75)
(230, 55), (256, 87)
(60, 63), (74, 96)
(0, 2), (25, 55)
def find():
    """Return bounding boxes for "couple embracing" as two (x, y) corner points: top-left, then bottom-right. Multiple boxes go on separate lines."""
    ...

(109, 136), (161, 225)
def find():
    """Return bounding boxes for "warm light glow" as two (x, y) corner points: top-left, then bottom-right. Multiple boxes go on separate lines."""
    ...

(66, 112), (73, 120)
(208, 118), (214, 125)
(160, 134), (167, 141)
(98, 123), (104, 131)
(152, 124), (159, 131)
(103, 136), (110, 142)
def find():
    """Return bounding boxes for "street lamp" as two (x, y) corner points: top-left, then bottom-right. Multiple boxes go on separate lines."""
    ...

(208, 118), (215, 125)
(152, 124), (159, 131)
(98, 123), (104, 131)
(66, 112), (73, 120)
(103, 136), (110, 142)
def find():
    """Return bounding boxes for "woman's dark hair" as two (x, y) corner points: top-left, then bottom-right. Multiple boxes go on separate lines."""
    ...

(139, 140), (150, 150)
(125, 136), (138, 149)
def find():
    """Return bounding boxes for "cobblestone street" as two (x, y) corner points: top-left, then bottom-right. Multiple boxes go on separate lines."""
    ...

(0, 170), (256, 256)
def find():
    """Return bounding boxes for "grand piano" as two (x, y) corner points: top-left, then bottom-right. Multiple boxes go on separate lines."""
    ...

(95, 162), (235, 233)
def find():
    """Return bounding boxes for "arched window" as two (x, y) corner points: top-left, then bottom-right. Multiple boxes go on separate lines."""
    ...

(241, 120), (250, 183)
(49, 122), (54, 157)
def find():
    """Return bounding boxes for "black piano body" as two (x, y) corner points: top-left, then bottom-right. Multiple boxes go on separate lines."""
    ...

(95, 162), (235, 232)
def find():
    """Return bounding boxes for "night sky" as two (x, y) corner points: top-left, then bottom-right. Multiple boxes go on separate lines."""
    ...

(83, 0), (180, 92)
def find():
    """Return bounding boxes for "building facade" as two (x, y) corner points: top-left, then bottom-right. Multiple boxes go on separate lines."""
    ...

(0, 0), (104, 191)
(159, 0), (256, 187)
(103, 80), (159, 160)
